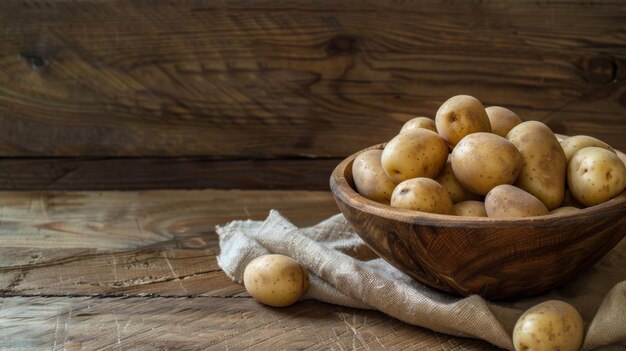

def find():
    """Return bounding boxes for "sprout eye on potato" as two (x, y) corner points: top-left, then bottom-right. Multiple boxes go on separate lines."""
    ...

(349, 94), (625, 217)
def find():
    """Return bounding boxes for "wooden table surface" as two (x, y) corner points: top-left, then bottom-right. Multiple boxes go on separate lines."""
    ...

(0, 189), (500, 350)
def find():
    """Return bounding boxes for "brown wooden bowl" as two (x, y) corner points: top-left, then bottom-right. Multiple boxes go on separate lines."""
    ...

(330, 143), (626, 300)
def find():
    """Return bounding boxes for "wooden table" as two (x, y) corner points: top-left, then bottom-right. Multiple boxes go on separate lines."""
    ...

(0, 189), (499, 350)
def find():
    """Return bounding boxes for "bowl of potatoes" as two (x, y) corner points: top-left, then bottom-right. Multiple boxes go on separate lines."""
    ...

(330, 95), (626, 299)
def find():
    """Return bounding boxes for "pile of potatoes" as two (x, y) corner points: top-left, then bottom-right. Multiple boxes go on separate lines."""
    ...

(352, 95), (626, 217)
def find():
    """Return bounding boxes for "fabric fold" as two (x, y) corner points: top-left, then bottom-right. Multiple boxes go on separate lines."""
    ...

(217, 211), (626, 350)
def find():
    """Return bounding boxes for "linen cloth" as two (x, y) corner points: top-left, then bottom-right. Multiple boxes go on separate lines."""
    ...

(217, 210), (626, 350)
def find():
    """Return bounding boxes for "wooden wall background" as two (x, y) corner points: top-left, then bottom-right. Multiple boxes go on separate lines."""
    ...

(1, 0), (625, 190)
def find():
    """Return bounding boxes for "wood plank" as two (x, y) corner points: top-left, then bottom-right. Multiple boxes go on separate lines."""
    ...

(0, 190), (337, 250)
(1, 0), (626, 157)
(0, 157), (337, 190)
(0, 190), (336, 297)
(0, 247), (245, 298)
(0, 296), (500, 350)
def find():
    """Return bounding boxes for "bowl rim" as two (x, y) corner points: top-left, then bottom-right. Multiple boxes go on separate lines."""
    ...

(330, 143), (626, 228)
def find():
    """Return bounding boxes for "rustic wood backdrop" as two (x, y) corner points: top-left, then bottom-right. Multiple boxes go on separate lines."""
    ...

(1, 0), (625, 190)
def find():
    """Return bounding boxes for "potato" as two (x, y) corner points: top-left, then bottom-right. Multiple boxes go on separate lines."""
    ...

(550, 206), (580, 215)
(560, 135), (616, 163)
(390, 178), (453, 214)
(399, 117), (437, 134)
(434, 158), (480, 203)
(485, 106), (523, 137)
(352, 150), (397, 204)
(513, 300), (583, 351)
(243, 254), (310, 307)
(450, 132), (523, 195)
(381, 129), (448, 183)
(567, 147), (626, 206)
(452, 201), (487, 217)
(485, 184), (549, 218)
(507, 121), (567, 210)
(435, 95), (491, 147)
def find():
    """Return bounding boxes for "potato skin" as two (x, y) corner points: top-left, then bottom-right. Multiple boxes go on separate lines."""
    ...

(550, 206), (580, 215)
(352, 150), (397, 204)
(390, 178), (453, 214)
(381, 129), (448, 183)
(435, 95), (491, 147)
(451, 132), (523, 195)
(567, 147), (626, 206)
(243, 254), (310, 307)
(452, 201), (487, 217)
(507, 121), (567, 210)
(434, 159), (480, 203)
(485, 106), (523, 138)
(485, 185), (549, 218)
(400, 117), (437, 134)
(561, 135), (615, 163)
(513, 300), (583, 351)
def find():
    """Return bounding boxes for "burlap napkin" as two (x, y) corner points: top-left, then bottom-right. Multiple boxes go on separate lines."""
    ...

(216, 210), (626, 350)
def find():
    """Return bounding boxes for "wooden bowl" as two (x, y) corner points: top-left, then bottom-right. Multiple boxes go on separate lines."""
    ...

(330, 143), (626, 299)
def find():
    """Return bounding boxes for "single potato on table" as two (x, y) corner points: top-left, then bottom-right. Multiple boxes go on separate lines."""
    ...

(434, 159), (480, 203)
(352, 149), (397, 204)
(485, 184), (549, 218)
(507, 121), (567, 210)
(513, 300), (583, 351)
(452, 201), (487, 217)
(450, 132), (522, 195)
(561, 135), (615, 163)
(390, 178), (453, 214)
(435, 95), (491, 147)
(243, 254), (310, 307)
(567, 147), (626, 206)
(381, 129), (448, 183)
(485, 106), (523, 137)
(399, 117), (437, 133)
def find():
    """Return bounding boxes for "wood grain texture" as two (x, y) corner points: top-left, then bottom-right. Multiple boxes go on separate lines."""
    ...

(330, 144), (626, 299)
(0, 297), (499, 351)
(0, 189), (500, 350)
(0, 157), (337, 190)
(1, 0), (626, 158)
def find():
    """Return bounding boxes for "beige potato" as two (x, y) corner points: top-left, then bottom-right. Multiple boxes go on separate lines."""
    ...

(399, 117), (437, 134)
(550, 206), (580, 215)
(381, 129), (448, 183)
(485, 184), (549, 218)
(450, 132), (523, 195)
(352, 150), (397, 204)
(243, 254), (310, 307)
(435, 95), (491, 147)
(452, 201), (487, 217)
(513, 300), (583, 351)
(434, 158), (480, 203)
(507, 121), (567, 210)
(485, 106), (523, 137)
(561, 135), (616, 163)
(567, 147), (626, 206)
(390, 178), (453, 214)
